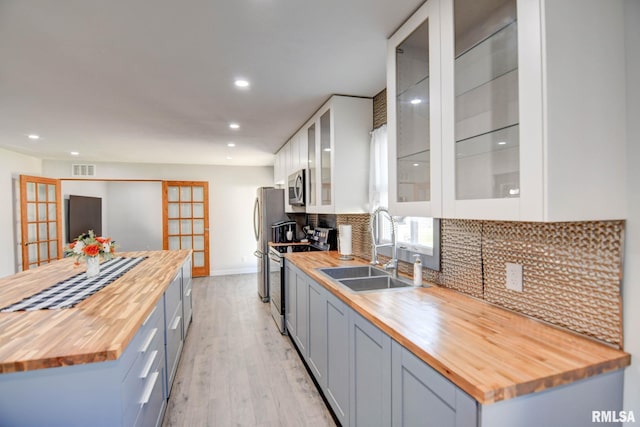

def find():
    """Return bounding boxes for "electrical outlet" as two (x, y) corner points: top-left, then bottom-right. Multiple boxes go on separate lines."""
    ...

(506, 263), (523, 292)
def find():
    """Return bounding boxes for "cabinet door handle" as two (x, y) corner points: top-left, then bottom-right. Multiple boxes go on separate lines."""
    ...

(140, 350), (158, 379)
(139, 328), (157, 353)
(142, 307), (157, 326)
(185, 288), (192, 297)
(170, 315), (182, 331)
(140, 371), (159, 406)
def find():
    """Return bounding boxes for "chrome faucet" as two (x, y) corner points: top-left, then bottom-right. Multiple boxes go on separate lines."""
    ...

(370, 207), (398, 278)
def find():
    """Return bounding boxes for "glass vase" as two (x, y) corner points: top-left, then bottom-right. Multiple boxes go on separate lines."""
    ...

(86, 256), (100, 278)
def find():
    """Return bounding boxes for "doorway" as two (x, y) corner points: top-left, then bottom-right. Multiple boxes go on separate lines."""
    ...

(162, 181), (210, 277)
(19, 175), (63, 270)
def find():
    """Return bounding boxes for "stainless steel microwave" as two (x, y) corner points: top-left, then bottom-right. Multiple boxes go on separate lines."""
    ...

(288, 170), (305, 206)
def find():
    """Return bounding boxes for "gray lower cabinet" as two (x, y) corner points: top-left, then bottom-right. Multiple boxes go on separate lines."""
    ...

(127, 299), (167, 427)
(285, 263), (296, 336)
(164, 271), (184, 396)
(349, 311), (392, 427)
(325, 290), (350, 426)
(182, 254), (193, 337)
(308, 278), (328, 387)
(285, 263), (310, 358)
(285, 260), (350, 426)
(294, 268), (309, 356)
(478, 369), (624, 427)
(391, 341), (476, 427)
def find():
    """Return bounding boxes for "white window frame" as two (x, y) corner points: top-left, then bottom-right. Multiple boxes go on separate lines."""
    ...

(377, 216), (441, 271)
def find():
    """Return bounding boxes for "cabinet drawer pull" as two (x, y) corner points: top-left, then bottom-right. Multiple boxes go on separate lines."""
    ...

(185, 288), (192, 297)
(140, 371), (159, 406)
(142, 307), (156, 326)
(140, 328), (158, 353)
(170, 315), (182, 331)
(140, 350), (158, 379)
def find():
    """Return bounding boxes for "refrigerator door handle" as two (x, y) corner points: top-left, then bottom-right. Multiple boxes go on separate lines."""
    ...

(254, 250), (263, 258)
(253, 197), (260, 242)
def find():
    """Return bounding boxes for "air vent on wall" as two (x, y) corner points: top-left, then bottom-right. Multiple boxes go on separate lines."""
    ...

(71, 164), (96, 177)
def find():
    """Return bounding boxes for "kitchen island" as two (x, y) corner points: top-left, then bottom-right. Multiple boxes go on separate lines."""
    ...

(285, 251), (631, 427)
(0, 250), (192, 427)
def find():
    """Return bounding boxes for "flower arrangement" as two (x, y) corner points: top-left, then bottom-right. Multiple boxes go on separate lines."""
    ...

(64, 230), (116, 264)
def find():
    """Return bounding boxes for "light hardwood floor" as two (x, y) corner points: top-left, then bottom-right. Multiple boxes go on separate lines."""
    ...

(162, 274), (336, 427)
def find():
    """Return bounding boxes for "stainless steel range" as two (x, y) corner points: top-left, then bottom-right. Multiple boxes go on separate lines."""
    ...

(269, 227), (335, 334)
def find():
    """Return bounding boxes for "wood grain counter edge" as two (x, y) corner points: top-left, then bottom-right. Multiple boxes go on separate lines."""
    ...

(284, 251), (631, 405)
(0, 250), (191, 374)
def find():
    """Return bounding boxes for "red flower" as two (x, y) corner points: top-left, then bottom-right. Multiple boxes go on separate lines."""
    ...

(83, 244), (101, 257)
(69, 241), (76, 249)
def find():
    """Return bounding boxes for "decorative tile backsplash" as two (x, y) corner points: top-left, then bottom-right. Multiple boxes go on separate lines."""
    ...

(482, 220), (624, 347)
(335, 214), (625, 348)
(372, 89), (387, 130)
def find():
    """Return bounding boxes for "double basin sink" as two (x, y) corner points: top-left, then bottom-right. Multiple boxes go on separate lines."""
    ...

(318, 265), (422, 292)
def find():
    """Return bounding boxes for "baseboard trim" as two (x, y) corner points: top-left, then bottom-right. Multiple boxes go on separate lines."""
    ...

(209, 267), (258, 277)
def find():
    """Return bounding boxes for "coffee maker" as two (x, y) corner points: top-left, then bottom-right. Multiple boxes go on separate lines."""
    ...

(272, 220), (297, 243)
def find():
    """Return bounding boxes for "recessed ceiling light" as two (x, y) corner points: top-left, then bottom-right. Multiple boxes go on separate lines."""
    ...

(27, 134), (40, 140)
(70, 151), (80, 156)
(413, 163), (420, 167)
(498, 141), (507, 145)
(323, 148), (331, 152)
(410, 99), (422, 105)
(227, 142), (236, 147)
(229, 123), (240, 129)
(234, 79), (250, 88)
(226, 156), (233, 160)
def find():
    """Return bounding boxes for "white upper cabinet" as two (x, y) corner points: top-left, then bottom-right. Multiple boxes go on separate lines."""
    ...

(387, 0), (442, 218)
(274, 126), (309, 188)
(306, 95), (372, 214)
(439, 0), (626, 221)
(389, 0), (626, 221)
(294, 130), (308, 175)
(273, 149), (285, 186)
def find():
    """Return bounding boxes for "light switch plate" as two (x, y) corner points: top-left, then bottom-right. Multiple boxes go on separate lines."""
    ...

(506, 263), (523, 292)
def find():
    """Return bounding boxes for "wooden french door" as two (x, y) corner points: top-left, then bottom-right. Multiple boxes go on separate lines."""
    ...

(162, 181), (210, 277)
(19, 175), (63, 270)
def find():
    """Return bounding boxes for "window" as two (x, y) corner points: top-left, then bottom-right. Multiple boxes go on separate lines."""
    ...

(376, 215), (441, 270)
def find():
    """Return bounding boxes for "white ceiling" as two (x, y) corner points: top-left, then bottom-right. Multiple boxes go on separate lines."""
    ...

(0, 0), (424, 166)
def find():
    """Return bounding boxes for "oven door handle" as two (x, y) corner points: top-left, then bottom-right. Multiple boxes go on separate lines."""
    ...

(268, 252), (282, 264)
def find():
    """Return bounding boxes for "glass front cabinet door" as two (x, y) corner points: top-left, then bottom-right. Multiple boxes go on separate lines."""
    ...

(439, 0), (625, 221)
(306, 106), (334, 213)
(387, 0), (442, 218)
(441, 0), (525, 220)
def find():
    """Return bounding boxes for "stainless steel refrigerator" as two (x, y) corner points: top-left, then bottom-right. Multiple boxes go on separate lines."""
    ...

(253, 187), (286, 302)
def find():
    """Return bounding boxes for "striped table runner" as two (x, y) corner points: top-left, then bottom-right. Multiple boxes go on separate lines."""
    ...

(1, 256), (147, 312)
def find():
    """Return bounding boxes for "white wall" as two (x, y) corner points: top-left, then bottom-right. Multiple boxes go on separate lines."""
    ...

(623, 0), (640, 417)
(106, 181), (162, 251)
(0, 148), (42, 278)
(42, 160), (273, 275)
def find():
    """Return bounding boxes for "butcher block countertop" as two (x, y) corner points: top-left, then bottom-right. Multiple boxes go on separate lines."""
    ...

(285, 251), (630, 405)
(0, 250), (191, 374)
